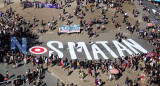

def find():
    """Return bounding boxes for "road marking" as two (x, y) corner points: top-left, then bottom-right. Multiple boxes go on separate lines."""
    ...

(152, 9), (156, 14)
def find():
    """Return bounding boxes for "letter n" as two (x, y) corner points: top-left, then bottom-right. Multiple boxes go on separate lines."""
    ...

(11, 37), (27, 54)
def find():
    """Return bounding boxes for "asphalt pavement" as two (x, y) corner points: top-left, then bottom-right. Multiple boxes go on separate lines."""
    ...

(0, 0), (158, 86)
(143, 0), (160, 23)
(0, 62), (60, 86)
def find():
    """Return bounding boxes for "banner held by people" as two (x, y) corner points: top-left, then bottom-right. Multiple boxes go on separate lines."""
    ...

(59, 25), (80, 33)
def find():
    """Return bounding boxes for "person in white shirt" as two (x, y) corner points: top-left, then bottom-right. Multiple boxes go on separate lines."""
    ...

(48, 22), (51, 29)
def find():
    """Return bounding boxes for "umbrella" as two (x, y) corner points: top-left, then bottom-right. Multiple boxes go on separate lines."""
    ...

(147, 23), (153, 27)
(109, 68), (119, 74)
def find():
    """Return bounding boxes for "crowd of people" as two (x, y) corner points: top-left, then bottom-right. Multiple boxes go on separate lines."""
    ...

(1, 47), (159, 86)
(0, 7), (36, 60)
(3, 0), (11, 6)
(0, 3), (44, 86)
(48, 51), (160, 86)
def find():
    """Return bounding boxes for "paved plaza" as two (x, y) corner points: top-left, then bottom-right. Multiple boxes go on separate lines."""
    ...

(0, 0), (160, 86)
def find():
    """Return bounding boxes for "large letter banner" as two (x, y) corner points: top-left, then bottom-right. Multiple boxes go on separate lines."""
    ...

(11, 37), (27, 54)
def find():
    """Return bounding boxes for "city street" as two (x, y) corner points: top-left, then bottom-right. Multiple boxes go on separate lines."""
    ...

(143, 0), (160, 23)
(0, 0), (160, 86)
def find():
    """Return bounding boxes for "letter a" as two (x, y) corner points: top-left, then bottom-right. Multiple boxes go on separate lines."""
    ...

(96, 41), (118, 58)
(113, 40), (133, 57)
(92, 43), (108, 60)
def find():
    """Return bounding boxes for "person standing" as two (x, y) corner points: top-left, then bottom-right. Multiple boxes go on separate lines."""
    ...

(33, 21), (36, 28)
(86, 0), (87, 6)
(24, 57), (27, 64)
(56, 83), (59, 86)
(95, 77), (98, 86)
(90, 7), (93, 13)
(4, 0), (6, 6)
(101, 2), (103, 8)
(6, 71), (9, 78)
(66, 67), (70, 76)
(34, 2), (36, 8)
(48, 22), (51, 29)
(60, 0), (63, 6)
(88, 68), (92, 77)
(63, 8), (65, 14)
(22, 75), (26, 85)
(125, 77), (129, 86)
(15, 60), (18, 68)
(81, 71), (84, 80)
(33, 80), (36, 86)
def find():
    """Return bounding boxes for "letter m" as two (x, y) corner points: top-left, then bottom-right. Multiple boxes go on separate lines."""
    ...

(11, 37), (27, 54)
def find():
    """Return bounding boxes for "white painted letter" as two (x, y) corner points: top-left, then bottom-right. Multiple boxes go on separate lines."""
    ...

(122, 39), (148, 54)
(47, 41), (64, 58)
(68, 42), (77, 59)
(96, 41), (118, 58)
(77, 42), (92, 60)
(92, 43), (108, 60)
(113, 40), (133, 57)
(68, 42), (92, 60)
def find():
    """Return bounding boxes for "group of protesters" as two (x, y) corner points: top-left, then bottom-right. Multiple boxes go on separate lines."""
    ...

(0, 6), (40, 59)
(46, 48), (160, 86)
(0, 58), (44, 86)
(3, 0), (11, 6)
(49, 0), (160, 86)
(0, 4), (47, 86)
(20, 0), (133, 38)
(1, 47), (160, 86)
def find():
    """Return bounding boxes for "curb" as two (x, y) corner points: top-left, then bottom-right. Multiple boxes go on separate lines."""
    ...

(48, 67), (67, 85)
